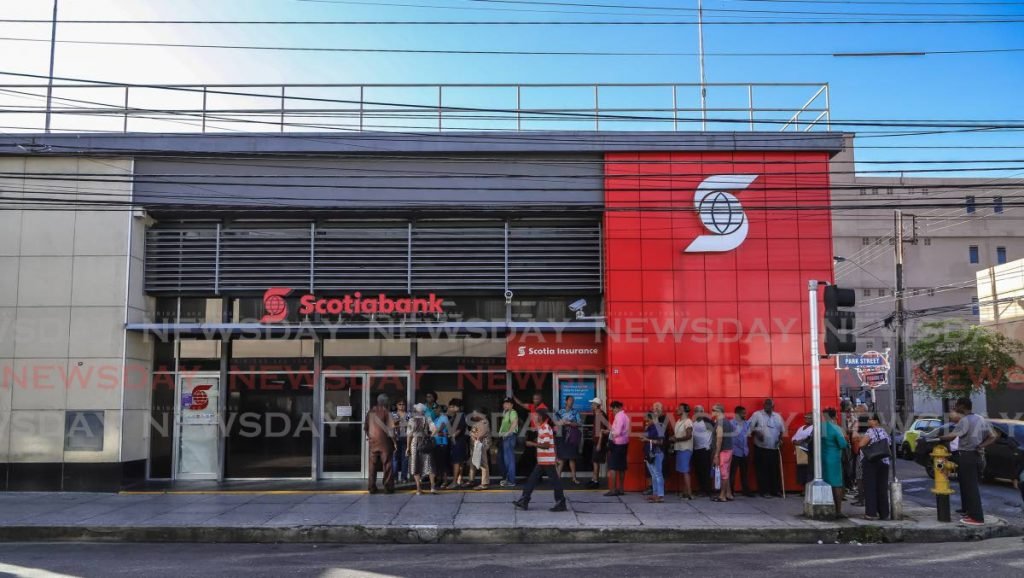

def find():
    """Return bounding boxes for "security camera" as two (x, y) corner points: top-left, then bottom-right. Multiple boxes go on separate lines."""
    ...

(569, 298), (587, 319)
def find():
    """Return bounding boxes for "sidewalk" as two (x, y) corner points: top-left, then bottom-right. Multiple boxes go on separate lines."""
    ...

(0, 489), (1018, 544)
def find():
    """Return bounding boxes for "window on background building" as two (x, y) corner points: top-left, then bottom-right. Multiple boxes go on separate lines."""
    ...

(875, 238), (884, 246)
(997, 246), (1007, 264)
(969, 245), (979, 264)
(881, 341), (890, 349)
(923, 238), (931, 246)
(866, 340), (875, 350)
(863, 288), (872, 297)
(862, 237), (871, 246)
(966, 196), (976, 214)
(927, 288), (936, 297)
(994, 196), (1004, 214)
(972, 297), (980, 316)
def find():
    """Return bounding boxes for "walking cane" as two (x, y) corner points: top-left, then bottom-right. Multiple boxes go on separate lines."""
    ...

(777, 447), (786, 499)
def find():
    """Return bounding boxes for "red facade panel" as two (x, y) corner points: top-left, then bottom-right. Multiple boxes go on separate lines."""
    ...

(602, 150), (838, 491)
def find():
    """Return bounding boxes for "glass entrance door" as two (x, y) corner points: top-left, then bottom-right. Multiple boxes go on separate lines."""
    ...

(319, 372), (409, 478)
(174, 374), (222, 480)
(553, 373), (605, 479)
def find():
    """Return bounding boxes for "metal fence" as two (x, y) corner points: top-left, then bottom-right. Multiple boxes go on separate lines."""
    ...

(0, 82), (830, 134)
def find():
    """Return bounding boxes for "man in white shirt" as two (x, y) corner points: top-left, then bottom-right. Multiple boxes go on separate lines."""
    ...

(749, 398), (785, 497)
(792, 412), (814, 490)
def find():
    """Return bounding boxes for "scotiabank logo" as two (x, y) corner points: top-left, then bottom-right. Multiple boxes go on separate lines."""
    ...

(261, 287), (294, 323)
(189, 384), (212, 410)
(684, 174), (758, 253)
(260, 287), (445, 323)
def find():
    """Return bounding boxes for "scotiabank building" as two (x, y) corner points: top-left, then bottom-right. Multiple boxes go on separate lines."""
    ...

(0, 132), (844, 491)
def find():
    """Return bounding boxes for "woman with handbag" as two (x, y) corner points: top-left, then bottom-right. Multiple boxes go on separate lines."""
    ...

(857, 413), (892, 520)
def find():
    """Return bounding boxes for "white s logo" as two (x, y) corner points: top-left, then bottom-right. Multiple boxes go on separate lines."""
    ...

(684, 174), (758, 253)
(517, 346), (526, 357)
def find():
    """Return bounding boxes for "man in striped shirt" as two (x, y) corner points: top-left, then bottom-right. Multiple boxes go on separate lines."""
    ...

(513, 409), (567, 512)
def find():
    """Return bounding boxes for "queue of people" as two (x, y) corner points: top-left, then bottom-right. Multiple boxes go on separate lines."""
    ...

(367, 392), (963, 524)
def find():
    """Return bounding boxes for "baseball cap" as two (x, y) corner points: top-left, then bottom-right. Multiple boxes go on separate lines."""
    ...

(589, 397), (603, 405)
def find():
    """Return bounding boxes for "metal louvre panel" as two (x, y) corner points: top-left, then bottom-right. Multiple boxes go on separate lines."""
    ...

(508, 224), (601, 291)
(145, 227), (218, 293)
(412, 226), (505, 291)
(219, 227), (311, 291)
(315, 226), (408, 291)
(144, 219), (603, 296)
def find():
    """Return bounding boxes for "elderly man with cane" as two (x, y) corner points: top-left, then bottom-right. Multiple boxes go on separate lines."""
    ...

(365, 393), (397, 494)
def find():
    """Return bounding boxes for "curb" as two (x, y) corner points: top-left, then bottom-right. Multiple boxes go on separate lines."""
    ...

(0, 523), (1018, 544)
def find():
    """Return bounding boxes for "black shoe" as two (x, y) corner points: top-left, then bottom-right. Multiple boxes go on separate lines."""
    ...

(513, 498), (529, 510)
(587, 480), (600, 489)
(603, 491), (618, 497)
(549, 501), (568, 512)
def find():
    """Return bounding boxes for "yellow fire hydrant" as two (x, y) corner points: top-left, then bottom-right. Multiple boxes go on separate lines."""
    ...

(930, 444), (958, 522)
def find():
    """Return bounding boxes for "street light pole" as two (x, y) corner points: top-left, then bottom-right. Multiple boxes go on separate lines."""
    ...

(894, 210), (910, 423)
(44, 0), (58, 133)
(804, 279), (835, 519)
(697, 0), (707, 131)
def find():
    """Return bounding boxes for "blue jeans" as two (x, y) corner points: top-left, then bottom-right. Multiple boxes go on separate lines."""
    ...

(646, 452), (665, 497)
(393, 438), (408, 481)
(502, 435), (517, 483)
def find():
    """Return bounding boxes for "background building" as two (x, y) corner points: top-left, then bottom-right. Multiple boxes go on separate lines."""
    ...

(830, 140), (1024, 417)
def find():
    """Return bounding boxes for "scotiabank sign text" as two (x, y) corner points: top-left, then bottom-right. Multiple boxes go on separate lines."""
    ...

(261, 287), (444, 323)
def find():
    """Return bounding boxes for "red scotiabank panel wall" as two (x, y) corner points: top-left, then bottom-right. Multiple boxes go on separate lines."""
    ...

(603, 151), (839, 491)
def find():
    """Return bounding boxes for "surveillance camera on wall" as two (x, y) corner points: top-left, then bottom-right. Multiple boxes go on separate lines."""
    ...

(569, 298), (587, 319)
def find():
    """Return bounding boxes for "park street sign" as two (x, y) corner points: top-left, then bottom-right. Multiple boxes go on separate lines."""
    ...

(837, 349), (891, 389)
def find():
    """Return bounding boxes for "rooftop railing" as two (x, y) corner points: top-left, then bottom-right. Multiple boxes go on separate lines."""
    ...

(0, 81), (830, 134)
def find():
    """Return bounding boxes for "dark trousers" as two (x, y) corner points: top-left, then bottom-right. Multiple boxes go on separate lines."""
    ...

(862, 459), (890, 519)
(393, 438), (409, 482)
(731, 454), (751, 494)
(796, 464), (810, 487)
(754, 446), (781, 496)
(520, 464), (566, 504)
(368, 446), (395, 492)
(693, 448), (712, 495)
(957, 451), (985, 522)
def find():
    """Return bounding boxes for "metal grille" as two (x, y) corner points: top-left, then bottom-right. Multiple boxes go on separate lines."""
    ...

(316, 225), (408, 291)
(219, 227), (312, 291)
(144, 227), (218, 293)
(509, 225), (602, 291)
(145, 220), (602, 295)
(411, 225), (506, 291)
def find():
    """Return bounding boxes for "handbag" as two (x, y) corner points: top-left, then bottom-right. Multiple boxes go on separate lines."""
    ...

(862, 434), (890, 463)
(713, 466), (722, 490)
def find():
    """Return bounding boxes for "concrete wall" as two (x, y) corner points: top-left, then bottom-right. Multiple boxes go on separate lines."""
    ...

(0, 156), (150, 490)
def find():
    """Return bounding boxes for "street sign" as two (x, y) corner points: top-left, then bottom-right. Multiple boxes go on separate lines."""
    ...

(837, 349), (891, 389)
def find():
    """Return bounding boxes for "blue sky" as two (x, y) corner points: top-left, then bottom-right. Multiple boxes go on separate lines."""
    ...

(2, 0), (1023, 173)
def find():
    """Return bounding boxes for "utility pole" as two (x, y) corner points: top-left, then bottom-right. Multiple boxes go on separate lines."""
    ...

(893, 210), (912, 424)
(44, 0), (59, 133)
(697, 0), (707, 131)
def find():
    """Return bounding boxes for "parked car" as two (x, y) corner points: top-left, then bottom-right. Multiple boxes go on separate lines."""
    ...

(914, 419), (1024, 482)
(896, 416), (942, 459)
(984, 419), (1024, 482)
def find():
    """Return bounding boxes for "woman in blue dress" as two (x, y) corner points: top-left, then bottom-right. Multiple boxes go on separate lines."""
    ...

(821, 407), (850, 518)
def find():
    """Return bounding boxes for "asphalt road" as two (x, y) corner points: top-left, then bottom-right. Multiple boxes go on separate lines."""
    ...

(894, 458), (1022, 522)
(0, 539), (1022, 578)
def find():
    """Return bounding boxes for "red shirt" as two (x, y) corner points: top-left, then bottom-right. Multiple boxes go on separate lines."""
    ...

(527, 402), (549, 428)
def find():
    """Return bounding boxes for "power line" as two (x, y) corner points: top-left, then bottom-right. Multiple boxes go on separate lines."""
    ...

(3, 18), (1024, 25)
(3, 34), (1022, 57)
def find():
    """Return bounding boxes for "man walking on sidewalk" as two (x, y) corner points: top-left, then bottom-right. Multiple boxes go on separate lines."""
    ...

(749, 398), (784, 498)
(513, 409), (567, 512)
(365, 394), (397, 494)
(498, 397), (520, 487)
(938, 397), (996, 526)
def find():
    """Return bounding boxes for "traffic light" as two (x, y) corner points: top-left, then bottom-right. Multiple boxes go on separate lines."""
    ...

(824, 285), (856, 355)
